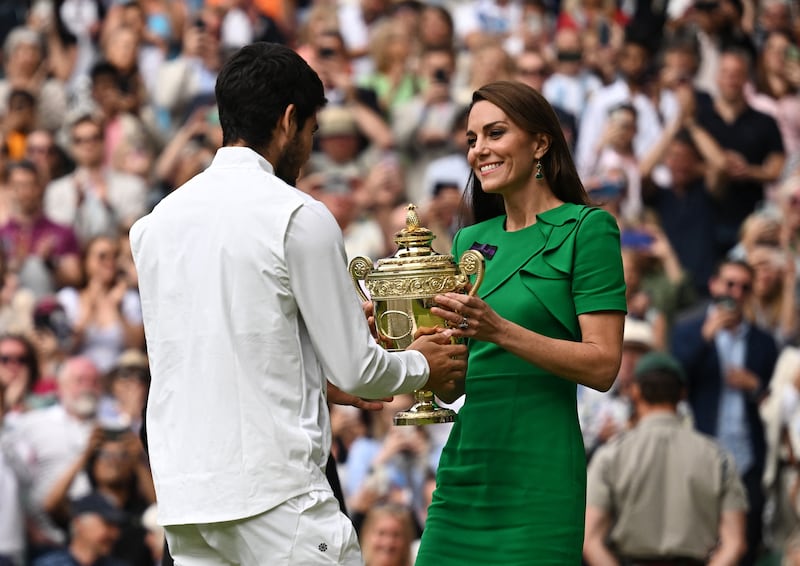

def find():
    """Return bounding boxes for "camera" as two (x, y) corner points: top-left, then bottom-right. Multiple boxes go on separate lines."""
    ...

(713, 295), (737, 312)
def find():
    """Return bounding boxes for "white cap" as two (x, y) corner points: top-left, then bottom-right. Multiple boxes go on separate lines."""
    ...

(623, 317), (655, 350)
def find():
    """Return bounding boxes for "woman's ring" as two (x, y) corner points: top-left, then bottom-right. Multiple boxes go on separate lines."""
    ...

(458, 317), (470, 330)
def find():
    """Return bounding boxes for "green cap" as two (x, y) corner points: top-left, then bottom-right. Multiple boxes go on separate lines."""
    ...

(634, 351), (687, 383)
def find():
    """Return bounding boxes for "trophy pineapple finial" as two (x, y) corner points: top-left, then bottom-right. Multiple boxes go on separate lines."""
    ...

(405, 204), (420, 232)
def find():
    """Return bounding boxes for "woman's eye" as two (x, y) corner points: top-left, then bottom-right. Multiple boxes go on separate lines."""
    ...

(489, 129), (504, 138)
(466, 138), (476, 148)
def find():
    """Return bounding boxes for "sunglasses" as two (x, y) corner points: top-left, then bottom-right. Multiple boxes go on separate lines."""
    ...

(0, 354), (28, 365)
(517, 67), (546, 77)
(73, 134), (102, 145)
(722, 279), (752, 293)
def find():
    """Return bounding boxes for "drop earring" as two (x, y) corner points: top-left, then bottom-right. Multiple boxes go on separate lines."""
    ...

(535, 160), (544, 180)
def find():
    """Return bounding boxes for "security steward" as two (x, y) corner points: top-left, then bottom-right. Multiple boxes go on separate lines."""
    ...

(583, 352), (749, 565)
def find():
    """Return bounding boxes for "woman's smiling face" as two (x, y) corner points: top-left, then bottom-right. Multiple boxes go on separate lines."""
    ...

(466, 100), (538, 195)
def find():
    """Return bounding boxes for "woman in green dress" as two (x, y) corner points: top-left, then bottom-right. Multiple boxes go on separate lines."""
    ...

(415, 81), (627, 565)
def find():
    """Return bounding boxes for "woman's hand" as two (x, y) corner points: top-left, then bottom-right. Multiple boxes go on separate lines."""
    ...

(431, 292), (506, 343)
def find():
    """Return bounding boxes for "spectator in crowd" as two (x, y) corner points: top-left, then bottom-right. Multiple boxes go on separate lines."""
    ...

(671, 258), (779, 564)
(359, 18), (420, 117)
(746, 244), (798, 348)
(304, 29), (393, 147)
(44, 425), (154, 566)
(97, 25), (147, 121)
(104, 349), (149, 435)
(0, 160), (82, 299)
(56, 235), (144, 376)
(33, 491), (126, 566)
(585, 103), (643, 221)
(641, 125), (724, 299)
(695, 48), (785, 256)
(45, 115), (148, 245)
(0, 247), (35, 337)
(10, 356), (104, 554)
(576, 29), (663, 179)
(451, 0), (524, 53)
(30, 297), (72, 391)
(746, 30), (800, 177)
(584, 351), (748, 565)
(0, 333), (49, 418)
(418, 5), (455, 52)
(24, 129), (74, 187)
(87, 62), (150, 175)
(359, 503), (417, 566)
(345, 395), (431, 529)
(153, 17), (222, 134)
(514, 48), (578, 150)
(419, 105), (470, 205)
(0, 372), (28, 566)
(392, 46), (461, 204)
(760, 343), (800, 561)
(621, 247), (668, 350)
(150, 106), (218, 198)
(542, 26), (602, 122)
(2, 89), (37, 161)
(455, 41), (516, 106)
(0, 26), (67, 132)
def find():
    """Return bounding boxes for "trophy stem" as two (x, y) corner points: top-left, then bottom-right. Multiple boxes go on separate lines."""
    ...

(394, 389), (456, 425)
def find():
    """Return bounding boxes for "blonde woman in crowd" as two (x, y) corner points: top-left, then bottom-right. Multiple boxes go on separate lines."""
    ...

(359, 18), (420, 118)
(747, 244), (799, 348)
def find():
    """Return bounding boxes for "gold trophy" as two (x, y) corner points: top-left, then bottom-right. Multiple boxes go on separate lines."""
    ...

(348, 204), (485, 425)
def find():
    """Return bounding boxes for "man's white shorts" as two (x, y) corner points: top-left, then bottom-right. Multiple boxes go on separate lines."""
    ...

(164, 490), (363, 565)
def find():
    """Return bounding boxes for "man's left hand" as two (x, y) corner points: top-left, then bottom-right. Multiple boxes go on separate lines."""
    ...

(327, 382), (391, 411)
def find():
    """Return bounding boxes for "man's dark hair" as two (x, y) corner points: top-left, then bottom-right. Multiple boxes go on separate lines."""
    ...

(637, 369), (683, 405)
(712, 258), (754, 279)
(8, 88), (34, 108)
(215, 42), (326, 150)
(5, 158), (39, 181)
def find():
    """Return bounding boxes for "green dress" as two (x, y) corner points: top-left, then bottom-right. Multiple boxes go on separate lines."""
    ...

(415, 203), (627, 565)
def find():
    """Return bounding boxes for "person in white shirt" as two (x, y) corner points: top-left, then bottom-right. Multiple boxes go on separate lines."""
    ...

(130, 42), (467, 565)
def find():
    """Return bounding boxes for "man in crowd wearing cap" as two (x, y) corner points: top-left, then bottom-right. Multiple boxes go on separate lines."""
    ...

(583, 351), (748, 565)
(33, 492), (126, 566)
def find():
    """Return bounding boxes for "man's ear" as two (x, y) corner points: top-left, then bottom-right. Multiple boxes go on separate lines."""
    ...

(278, 104), (298, 142)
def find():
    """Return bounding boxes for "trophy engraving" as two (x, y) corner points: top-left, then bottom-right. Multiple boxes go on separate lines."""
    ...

(348, 204), (485, 425)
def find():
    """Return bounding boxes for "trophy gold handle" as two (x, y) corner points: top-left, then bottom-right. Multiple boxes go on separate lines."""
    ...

(458, 249), (485, 297)
(347, 256), (372, 303)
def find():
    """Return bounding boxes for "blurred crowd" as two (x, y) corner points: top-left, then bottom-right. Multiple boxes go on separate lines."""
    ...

(0, 0), (798, 565)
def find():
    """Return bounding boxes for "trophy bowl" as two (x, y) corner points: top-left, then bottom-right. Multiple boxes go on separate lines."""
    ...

(348, 204), (484, 425)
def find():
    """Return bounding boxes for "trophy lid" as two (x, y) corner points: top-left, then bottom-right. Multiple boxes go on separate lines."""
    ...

(371, 204), (457, 275)
(393, 204), (435, 257)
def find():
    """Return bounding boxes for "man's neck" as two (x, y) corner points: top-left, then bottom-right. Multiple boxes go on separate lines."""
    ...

(636, 404), (677, 420)
(69, 540), (100, 566)
(714, 97), (747, 123)
(14, 209), (42, 226)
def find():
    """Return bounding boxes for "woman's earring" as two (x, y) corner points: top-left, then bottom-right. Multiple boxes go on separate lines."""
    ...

(535, 160), (544, 180)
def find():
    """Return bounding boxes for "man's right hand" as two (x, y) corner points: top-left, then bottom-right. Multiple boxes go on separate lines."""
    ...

(407, 330), (468, 392)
